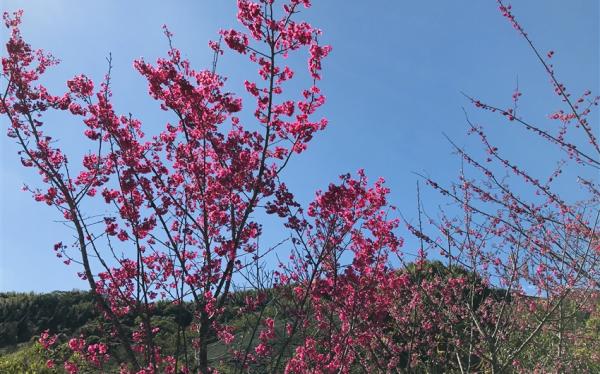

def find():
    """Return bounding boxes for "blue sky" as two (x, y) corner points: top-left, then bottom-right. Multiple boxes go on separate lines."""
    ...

(1, 1), (598, 292)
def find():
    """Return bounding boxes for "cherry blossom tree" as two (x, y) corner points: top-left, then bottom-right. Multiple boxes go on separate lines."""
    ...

(406, 1), (600, 372)
(1, 1), (337, 372)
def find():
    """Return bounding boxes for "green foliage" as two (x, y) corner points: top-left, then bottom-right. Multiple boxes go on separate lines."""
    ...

(0, 342), (52, 374)
(0, 290), (96, 348)
(515, 296), (600, 372)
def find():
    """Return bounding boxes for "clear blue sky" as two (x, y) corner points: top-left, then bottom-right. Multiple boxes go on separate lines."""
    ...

(1, 1), (598, 292)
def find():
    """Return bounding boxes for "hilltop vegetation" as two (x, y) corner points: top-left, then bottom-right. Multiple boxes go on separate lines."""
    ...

(1, 262), (599, 373)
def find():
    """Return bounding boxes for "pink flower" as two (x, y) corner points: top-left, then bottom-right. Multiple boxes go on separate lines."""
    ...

(66, 74), (94, 97)
(221, 29), (249, 54)
(38, 330), (57, 349)
(255, 342), (269, 356)
(68, 338), (84, 352)
(64, 361), (79, 374)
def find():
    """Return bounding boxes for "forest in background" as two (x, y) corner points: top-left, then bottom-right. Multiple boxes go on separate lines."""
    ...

(1, 261), (599, 373)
